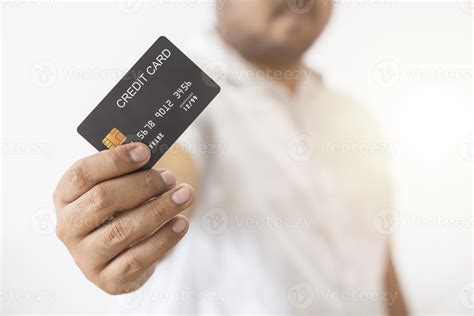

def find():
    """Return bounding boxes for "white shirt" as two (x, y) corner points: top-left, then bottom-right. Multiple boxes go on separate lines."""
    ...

(131, 31), (393, 315)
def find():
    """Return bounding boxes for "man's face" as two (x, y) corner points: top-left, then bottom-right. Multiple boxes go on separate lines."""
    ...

(217, 0), (332, 65)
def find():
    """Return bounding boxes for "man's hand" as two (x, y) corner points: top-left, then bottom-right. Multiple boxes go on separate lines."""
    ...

(53, 143), (194, 295)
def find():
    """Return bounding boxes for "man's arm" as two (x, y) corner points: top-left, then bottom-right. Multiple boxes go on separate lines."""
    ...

(385, 246), (409, 316)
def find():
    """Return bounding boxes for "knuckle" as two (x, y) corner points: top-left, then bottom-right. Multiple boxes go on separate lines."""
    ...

(97, 274), (121, 295)
(104, 151), (121, 169)
(105, 219), (130, 245)
(61, 206), (83, 232)
(76, 259), (99, 283)
(149, 198), (171, 222)
(87, 238), (106, 258)
(55, 224), (66, 242)
(84, 232), (108, 258)
(98, 275), (138, 295)
(70, 160), (90, 191)
(153, 233), (169, 252)
(102, 285), (121, 296)
(52, 188), (61, 205)
(142, 170), (160, 192)
(89, 184), (112, 211)
(121, 253), (145, 276)
(55, 211), (83, 244)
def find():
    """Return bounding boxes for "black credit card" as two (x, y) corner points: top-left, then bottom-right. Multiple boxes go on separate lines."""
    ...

(77, 36), (220, 170)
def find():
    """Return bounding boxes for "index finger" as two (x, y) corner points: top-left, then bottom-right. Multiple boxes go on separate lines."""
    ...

(54, 142), (151, 206)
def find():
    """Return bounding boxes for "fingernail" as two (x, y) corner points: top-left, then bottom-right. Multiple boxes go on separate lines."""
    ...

(171, 186), (192, 205)
(160, 170), (176, 187)
(172, 217), (188, 234)
(129, 144), (149, 163)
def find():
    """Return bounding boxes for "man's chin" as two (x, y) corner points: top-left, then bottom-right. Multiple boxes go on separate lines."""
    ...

(275, 12), (313, 31)
(271, 17), (316, 45)
(242, 32), (311, 65)
(270, 35), (312, 56)
(251, 42), (306, 66)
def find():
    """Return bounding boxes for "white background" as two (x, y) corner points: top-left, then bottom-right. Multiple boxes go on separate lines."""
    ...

(1, 0), (472, 314)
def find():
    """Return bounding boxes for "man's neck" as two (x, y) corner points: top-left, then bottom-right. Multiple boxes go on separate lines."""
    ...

(216, 28), (304, 94)
(244, 56), (304, 94)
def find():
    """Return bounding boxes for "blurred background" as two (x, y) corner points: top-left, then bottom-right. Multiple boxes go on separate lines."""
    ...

(1, 0), (472, 314)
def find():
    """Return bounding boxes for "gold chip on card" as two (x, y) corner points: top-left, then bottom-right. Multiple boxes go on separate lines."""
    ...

(102, 128), (126, 149)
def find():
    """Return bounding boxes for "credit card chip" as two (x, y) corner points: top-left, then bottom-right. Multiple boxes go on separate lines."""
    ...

(102, 128), (126, 149)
